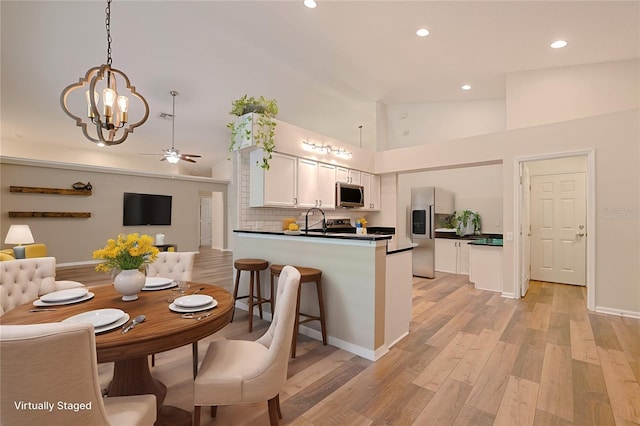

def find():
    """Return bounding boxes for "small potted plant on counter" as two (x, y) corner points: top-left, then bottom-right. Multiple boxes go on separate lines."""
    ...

(454, 210), (481, 236)
(227, 95), (278, 170)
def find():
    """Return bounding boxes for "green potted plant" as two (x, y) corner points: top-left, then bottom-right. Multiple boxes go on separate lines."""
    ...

(454, 209), (481, 236)
(227, 95), (278, 170)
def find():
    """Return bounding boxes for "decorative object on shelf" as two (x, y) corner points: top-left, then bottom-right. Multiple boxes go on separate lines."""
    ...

(93, 233), (159, 301)
(453, 210), (481, 236)
(4, 225), (35, 259)
(227, 95), (278, 170)
(140, 90), (202, 164)
(60, 0), (149, 147)
(72, 181), (93, 190)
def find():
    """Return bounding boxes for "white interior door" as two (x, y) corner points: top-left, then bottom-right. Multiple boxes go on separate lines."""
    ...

(199, 197), (212, 247)
(521, 164), (531, 296)
(530, 172), (586, 285)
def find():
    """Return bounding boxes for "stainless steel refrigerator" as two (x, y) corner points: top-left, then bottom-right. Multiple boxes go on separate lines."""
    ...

(411, 187), (454, 278)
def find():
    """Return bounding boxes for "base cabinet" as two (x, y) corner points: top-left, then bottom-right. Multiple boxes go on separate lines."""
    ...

(435, 238), (471, 275)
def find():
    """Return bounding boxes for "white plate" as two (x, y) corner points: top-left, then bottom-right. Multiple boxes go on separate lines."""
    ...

(145, 277), (173, 288)
(40, 288), (89, 303)
(173, 294), (213, 308)
(95, 313), (130, 334)
(33, 292), (95, 307)
(62, 308), (125, 328)
(142, 282), (178, 291)
(169, 299), (218, 313)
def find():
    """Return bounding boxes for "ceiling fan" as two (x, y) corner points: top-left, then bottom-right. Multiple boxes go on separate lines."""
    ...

(142, 90), (202, 164)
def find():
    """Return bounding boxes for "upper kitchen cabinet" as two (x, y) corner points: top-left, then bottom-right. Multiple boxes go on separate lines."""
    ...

(297, 159), (336, 209)
(250, 150), (297, 207)
(336, 167), (361, 185)
(361, 172), (380, 210)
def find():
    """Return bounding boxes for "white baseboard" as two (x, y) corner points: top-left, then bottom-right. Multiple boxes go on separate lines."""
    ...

(595, 306), (640, 319)
(501, 291), (517, 299)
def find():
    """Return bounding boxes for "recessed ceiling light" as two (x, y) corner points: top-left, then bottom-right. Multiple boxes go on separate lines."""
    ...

(304, 0), (317, 8)
(416, 28), (430, 37)
(461, 84), (472, 91)
(550, 40), (568, 49)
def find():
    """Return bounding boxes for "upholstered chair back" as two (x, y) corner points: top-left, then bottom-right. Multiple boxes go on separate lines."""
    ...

(147, 251), (195, 282)
(0, 257), (56, 315)
(0, 322), (156, 425)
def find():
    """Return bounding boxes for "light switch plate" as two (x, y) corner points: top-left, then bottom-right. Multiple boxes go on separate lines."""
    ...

(506, 232), (513, 241)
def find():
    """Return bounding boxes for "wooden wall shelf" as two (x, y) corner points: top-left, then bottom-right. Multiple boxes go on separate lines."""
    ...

(9, 186), (92, 196)
(8, 212), (91, 218)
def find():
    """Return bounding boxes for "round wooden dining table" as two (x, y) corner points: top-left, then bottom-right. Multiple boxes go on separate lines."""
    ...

(1, 282), (234, 426)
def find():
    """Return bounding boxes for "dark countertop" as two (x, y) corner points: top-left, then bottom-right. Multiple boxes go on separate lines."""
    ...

(234, 229), (392, 242)
(435, 232), (503, 240)
(467, 238), (504, 247)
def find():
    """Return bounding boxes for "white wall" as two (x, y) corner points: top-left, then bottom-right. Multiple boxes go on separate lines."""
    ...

(382, 99), (506, 149)
(0, 160), (228, 263)
(506, 59), (640, 129)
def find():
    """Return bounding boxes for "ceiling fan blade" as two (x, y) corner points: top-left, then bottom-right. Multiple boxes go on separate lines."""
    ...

(180, 154), (202, 158)
(139, 153), (164, 156)
(180, 156), (197, 163)
(160, 157), (167, 162)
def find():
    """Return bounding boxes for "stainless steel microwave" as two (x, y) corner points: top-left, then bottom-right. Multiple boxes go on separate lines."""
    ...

(336, 182), (364, 208)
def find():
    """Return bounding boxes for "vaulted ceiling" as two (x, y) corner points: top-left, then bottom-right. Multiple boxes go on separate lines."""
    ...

(2, 1), (638, 175)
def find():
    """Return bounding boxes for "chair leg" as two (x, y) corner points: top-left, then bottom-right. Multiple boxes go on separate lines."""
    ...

(211, 406), (217, 417)
(316, 280), (328, 345)
(256, 271), (264, 319)
(248, 271), (255, 332)
(192, 342), (198, 379)
(151, 353), (155, 366)
(268, 395), (281, 425)
(276, 394), (282, 419)
(291, 284), (302, 358)
(231, 268), (241, 322)
(193, 406), (201, 426)
(270, 273), (276, 313)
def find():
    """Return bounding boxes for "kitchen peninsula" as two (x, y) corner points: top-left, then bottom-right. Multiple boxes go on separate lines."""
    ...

(232, 230), (414, 361)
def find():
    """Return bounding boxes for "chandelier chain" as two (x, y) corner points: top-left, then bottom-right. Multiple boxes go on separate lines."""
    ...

(105, 0), (112, 65)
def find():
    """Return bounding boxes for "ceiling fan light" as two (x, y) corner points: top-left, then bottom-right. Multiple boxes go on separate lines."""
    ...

(166, 155), (180, 164)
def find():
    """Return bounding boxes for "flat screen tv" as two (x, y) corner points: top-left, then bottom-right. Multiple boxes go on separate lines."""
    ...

(123, 192), (172, 226)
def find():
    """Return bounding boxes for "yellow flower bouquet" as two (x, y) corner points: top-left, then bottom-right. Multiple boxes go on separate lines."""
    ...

(93, 233), (159, 272)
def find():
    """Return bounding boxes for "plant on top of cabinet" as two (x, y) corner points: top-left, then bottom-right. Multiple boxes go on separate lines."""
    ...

(227, 95), (278, 170)
(454, 209), (481, 236)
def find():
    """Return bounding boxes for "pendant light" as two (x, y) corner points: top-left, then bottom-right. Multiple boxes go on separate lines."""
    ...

(60, 0), (149, 147)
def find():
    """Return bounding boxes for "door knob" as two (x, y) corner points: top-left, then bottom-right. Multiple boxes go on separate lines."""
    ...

(576, 231), (585, 237)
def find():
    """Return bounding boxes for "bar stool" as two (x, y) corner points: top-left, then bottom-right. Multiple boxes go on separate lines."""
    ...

(270, 264), (327, 358)
(232, 258), (270, 332)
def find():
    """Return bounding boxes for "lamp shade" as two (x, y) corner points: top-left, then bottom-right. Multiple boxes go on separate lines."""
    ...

(5, 225), (35, 245)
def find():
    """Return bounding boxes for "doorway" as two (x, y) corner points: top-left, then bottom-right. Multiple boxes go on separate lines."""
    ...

(514, 150), (595, 310)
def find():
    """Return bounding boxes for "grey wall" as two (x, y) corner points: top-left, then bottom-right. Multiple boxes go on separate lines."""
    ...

(0, 161), (227, 264)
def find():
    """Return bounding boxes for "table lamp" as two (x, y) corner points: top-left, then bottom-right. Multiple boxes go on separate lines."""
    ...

(4, 225), (35, 259)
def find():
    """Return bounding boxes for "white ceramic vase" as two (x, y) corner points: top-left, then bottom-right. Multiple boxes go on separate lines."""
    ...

(113, 269), (146, 301)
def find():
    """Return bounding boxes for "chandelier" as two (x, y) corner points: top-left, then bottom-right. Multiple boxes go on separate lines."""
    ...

(60, 0), (149, 146)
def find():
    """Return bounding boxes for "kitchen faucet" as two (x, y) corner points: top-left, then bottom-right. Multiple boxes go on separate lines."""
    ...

(305, 207), (326, 233)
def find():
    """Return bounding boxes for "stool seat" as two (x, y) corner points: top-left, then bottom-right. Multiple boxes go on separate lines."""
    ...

(234, 258), (269, 271)
(232, 258), (270, 332)
(270, 264), (321, 282)
(270, 264), (327, 358)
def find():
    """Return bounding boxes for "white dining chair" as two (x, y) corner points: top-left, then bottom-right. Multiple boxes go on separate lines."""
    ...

(147, 251), (198, 373)
(0, 257), (85, 315)
(0, 322), (156, 426)
(193, 265), (301, 426)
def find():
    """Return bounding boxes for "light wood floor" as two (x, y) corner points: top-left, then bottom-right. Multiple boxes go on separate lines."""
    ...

(58, 248), (640, 425)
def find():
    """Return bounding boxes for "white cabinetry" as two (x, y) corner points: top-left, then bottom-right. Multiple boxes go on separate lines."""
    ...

(249, 150), (297, 207)
(336, 167), (360, 184)
(435, 238), (471, 275)
(296, 159), (336, 209)
(361, 172), (380, 210)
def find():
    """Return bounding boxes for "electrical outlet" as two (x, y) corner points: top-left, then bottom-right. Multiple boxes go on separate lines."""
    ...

(506, 232), (513, 241)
